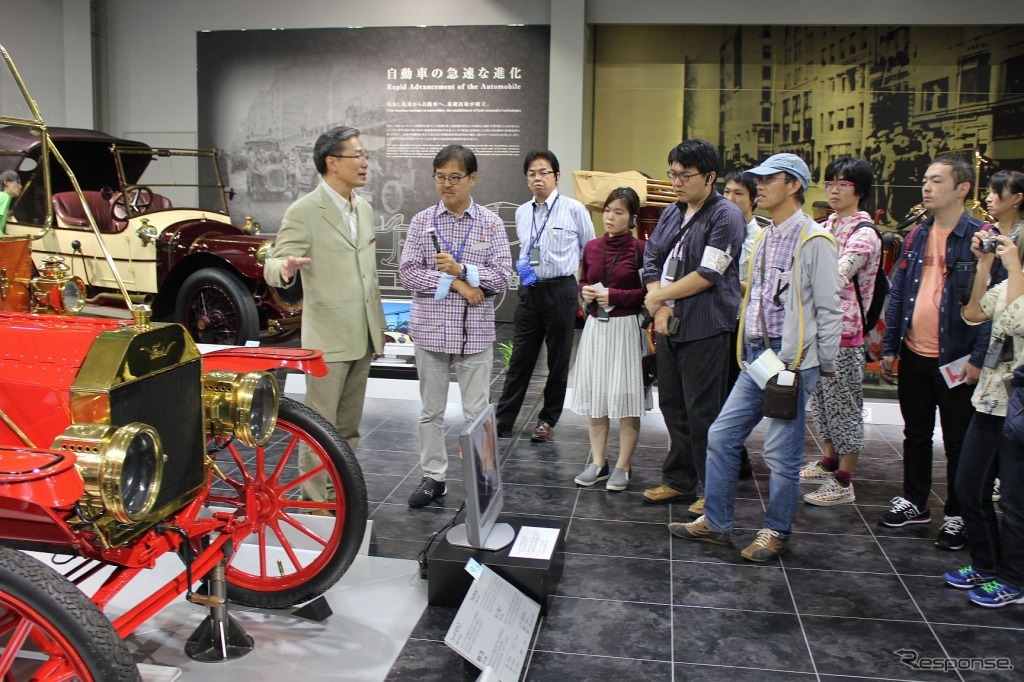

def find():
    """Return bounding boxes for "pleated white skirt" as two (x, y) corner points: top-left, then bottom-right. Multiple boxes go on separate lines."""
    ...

(570, 314), (650, 419)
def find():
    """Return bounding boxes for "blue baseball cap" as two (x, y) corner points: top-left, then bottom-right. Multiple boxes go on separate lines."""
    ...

(743, 153), (811, 190)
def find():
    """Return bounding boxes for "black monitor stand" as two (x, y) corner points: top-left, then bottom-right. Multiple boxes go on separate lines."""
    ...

(428, 515), (565, 616)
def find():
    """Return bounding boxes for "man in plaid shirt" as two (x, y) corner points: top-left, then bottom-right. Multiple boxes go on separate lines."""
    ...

(399, 145), (512, 507)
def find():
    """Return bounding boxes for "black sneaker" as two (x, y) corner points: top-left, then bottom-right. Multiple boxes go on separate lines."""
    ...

(935, 515), (967, 550)
(408, 477), (447, 508)
(878, 496), (931, 527)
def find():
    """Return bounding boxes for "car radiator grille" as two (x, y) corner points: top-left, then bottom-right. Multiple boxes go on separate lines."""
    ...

(109, 358), (205, 512)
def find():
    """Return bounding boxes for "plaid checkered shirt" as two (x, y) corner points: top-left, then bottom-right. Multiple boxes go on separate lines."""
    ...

(399, 200), (512, 355)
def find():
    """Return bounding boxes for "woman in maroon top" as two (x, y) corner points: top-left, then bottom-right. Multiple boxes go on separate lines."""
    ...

(571, 187), (648, 491)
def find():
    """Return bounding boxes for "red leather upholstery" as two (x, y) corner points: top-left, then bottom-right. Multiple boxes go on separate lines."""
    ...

(52, 191), (173, 232)
(52, 191), (113, 231)
(148, 194), (173, 211)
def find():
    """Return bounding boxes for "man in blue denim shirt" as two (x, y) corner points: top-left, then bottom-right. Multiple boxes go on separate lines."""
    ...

(879, 154), (1005, 550)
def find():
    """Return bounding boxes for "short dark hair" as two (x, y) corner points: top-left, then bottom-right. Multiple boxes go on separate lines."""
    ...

(825, 155), (873, 210)
(434, 145), (477, 175)
(0, 170), (19, 186)
(932, 154), (975, 193)
(313, 126), (360, 175)
(668, 140), (722, 177)
(603, 186), (641, 228)
(523, 150), (559, 175)
(723, 170), (757, 206)
(989, 169), (1024, 202)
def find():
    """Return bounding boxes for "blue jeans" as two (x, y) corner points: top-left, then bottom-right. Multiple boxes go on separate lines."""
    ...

(703, 342), (820, 539)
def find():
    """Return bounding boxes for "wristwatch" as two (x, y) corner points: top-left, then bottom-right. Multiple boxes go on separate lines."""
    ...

(459, 264), (468, 281)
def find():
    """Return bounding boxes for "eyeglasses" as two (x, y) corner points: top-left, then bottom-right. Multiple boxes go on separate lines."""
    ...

(824, 180), (856, 191)
(667, 170), (707, 183)
(755, 174), (786, 185)
(433, 173), (470, 185)
(329, 151), (372, 161)
(527, 170), (555, 180)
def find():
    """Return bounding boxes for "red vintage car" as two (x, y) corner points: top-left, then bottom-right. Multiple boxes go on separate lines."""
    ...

(1, 125), (301, 345)
(0, 44), (366, 680)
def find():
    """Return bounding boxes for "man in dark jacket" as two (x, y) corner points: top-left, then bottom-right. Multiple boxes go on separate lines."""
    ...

(879, 154), (1005, 550)
(640, 140), (747, 509)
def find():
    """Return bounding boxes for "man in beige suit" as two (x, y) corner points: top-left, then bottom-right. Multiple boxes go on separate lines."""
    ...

(264, 126), (386, 501)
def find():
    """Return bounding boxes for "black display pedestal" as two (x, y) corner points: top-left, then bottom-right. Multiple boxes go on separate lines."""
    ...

(427, 515), (565, 616)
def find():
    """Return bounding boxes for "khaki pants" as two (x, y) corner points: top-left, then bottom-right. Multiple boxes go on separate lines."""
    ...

(300, 347), (372, 501)
(415, 346), (493, 482)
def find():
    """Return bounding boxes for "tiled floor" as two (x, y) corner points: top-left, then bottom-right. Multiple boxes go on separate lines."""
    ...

(348, 325), (1021, 681)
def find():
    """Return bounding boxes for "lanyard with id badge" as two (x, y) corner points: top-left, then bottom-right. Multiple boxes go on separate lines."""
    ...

(517, 196), (558, 286)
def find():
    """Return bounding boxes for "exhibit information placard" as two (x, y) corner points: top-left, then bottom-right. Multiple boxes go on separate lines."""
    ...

(444, 561), (540, 682)
(507, 526), (559, 561)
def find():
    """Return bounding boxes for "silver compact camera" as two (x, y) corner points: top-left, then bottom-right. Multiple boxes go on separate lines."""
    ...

(980, 237), (999, 253)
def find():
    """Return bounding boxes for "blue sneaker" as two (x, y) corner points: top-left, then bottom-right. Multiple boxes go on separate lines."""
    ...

(967, 580), (1024, 608)
(944, 565), (994, 590)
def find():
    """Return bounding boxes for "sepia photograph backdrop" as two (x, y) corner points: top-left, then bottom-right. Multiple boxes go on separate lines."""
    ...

(592, 25), (1024, 224)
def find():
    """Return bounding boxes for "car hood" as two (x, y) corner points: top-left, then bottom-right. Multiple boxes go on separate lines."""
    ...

(0, 126), (152, 192)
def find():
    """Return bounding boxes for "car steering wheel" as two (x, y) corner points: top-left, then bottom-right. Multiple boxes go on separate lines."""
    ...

(111, 186), (154, 228)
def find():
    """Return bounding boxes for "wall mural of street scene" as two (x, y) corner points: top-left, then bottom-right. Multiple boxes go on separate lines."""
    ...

(658, 25), (1024, 224)
(197, 25), (550, 320)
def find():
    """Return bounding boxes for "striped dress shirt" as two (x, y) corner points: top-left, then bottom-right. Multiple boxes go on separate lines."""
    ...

(513, 189), (594, 279)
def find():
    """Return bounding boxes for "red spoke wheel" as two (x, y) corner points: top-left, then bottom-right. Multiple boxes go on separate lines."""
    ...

(0, 546), (139, 681)
(212, 397), (368, 608)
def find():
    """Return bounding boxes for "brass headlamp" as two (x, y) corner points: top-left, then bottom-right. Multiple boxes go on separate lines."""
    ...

(30, 255), (86, 314)
(53, 422), (165, 524)
(202, 370), (279, 447)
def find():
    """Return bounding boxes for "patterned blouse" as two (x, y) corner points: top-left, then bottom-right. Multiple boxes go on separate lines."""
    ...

(826, 211), (882, 347)
(968, 276), (1024, 416)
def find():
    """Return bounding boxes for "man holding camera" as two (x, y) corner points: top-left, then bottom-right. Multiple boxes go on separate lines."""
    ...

(879, 155), (1005, 550)
(640, 140), (746, 507)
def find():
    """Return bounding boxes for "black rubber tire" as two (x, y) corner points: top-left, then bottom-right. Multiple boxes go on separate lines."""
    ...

(0, 546), (140, 681)
(175, 268), (259, 345)
(223, 397), (368, 608)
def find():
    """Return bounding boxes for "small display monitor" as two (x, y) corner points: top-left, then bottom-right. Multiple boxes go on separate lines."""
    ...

(446, 404), (514, 551)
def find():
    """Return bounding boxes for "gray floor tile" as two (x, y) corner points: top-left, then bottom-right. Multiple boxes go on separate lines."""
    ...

(564, 517), (671, 560)
(670, 607), (814, 672)
(556, 553), (671, 604)
(534, 597), (672, 661)
(671, 561), (795, 613)
(527, 651), (673, 680)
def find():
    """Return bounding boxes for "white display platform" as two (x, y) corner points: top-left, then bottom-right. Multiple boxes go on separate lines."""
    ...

(30, 521), (427, 682)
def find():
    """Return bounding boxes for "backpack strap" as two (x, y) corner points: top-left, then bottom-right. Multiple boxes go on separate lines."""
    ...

(789, 225), (836, 371)
(850, 220), (879, 331)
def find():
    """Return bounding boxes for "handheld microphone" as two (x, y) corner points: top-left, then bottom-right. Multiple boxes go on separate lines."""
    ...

(427, 227), (442, 254)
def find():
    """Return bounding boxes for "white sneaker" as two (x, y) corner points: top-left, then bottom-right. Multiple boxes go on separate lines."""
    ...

(803, 476), (855, 506)
(799, 461), (833, 482)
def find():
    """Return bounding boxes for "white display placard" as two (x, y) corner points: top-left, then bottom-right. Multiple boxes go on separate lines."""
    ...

(444, 564), (540, 682)
(508, 526), (560, 561)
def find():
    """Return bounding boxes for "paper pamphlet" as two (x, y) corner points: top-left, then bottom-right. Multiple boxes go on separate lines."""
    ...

(590, 282), (615, 313)
(445, 564), (541, 682)
(939, 355), (970, 389)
